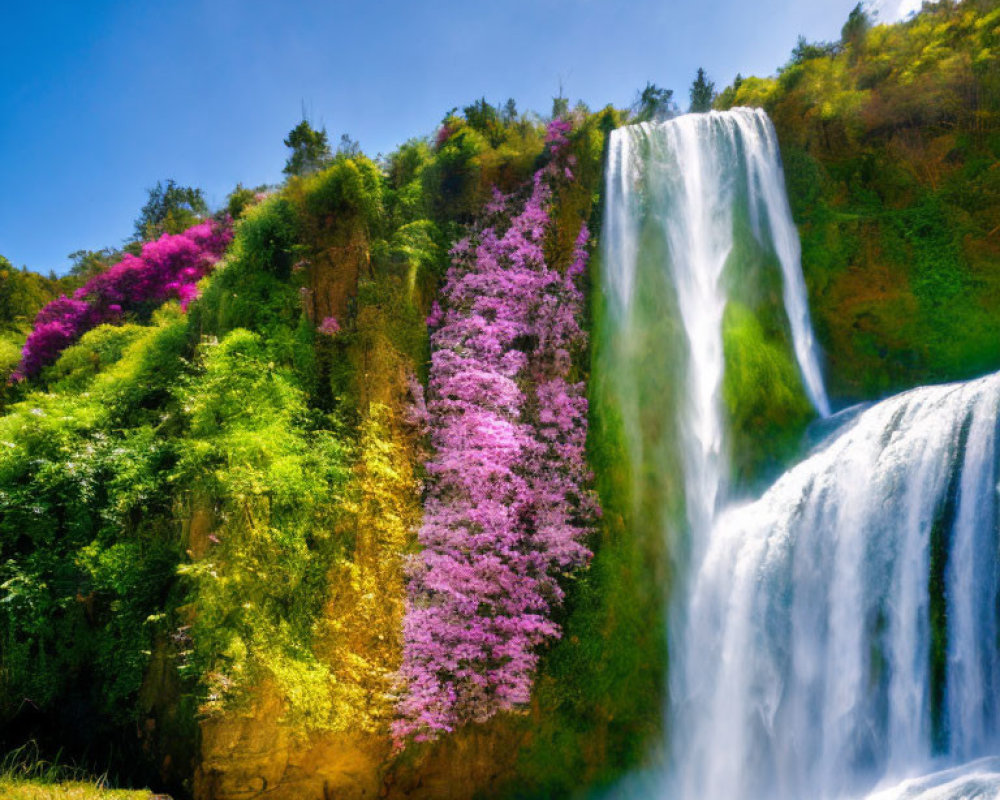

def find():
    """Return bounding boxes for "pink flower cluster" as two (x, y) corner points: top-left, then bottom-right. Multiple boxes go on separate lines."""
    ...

(545, 118), (573, 155)
(16, 221), (231, 378)
(394, 144), (597, 742)
(317, 316), (340, 336)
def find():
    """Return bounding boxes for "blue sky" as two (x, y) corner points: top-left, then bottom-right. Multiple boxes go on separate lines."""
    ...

(1, 0), (891, 275)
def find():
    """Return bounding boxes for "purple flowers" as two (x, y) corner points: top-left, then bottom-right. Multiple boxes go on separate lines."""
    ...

(394, 137), (597, 742)
(15, 221), (231, 378)
(317, 316), (340, 336)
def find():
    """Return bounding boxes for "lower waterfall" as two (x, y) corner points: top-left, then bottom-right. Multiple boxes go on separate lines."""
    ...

(667, 371), (1000, 800)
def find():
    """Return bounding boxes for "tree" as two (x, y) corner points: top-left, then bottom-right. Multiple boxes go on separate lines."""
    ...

(463, 97), (505, 147)
(842, 3), (870, 58)
(501, 97), (518, 125)
(552, 82), (570, 119)
(689, 68), (716, 113)
(337, 133), (361, 159)
(282, 119), (333, 177)
(133, 180), (208, 241)
(788, 35), (839, 66)
(632, 82), (674, 122)
(68, 248), (117, 283)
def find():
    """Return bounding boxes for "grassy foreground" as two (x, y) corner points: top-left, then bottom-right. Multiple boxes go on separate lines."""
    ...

(0, 778), (151, 799)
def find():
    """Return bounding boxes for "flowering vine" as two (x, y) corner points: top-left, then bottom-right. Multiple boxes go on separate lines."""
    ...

(394, 120), (598, 742)
(16, 220), (231, 378)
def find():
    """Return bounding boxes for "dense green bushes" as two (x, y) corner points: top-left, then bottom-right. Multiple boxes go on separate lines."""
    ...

(175, 329), (353, 727)
(0, 311), (189, 732)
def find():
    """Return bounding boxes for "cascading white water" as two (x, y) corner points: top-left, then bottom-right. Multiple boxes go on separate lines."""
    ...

(600, 108), (1000, 800)
(602, 108), (830, 542)
(671, 372), (1000, 800)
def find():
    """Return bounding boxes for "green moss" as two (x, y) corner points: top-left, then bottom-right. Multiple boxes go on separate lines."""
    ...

(722, 302), (815, 485)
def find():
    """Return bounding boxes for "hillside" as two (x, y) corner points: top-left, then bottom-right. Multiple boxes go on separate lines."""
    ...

(718, 0), (1000, 398)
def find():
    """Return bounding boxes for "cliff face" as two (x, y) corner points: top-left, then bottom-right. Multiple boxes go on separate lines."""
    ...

(0, 102), (669, 800)
(179, 108), (665, 800)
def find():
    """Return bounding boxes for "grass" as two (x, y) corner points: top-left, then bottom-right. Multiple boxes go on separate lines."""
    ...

(0, 778), (152, 799)
(0, 743), (153, 800)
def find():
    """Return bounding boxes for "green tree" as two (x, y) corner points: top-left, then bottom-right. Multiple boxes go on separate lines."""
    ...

(337, 132), (361, 158)
(552, 89), (570, 119)
(841, 2), (870, 59)
(283, 119), (333, 177)
(689, 67), (716, 112)
(463, 98), (505, 147)
(501, 98), (518, 125)
(67, 248), (117, 283)
(133, 179), (208, 241)
(632, 82), (675, 122)
(788, 35), (838, 66)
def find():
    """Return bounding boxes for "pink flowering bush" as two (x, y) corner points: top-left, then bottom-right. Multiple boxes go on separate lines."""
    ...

(394, 121), (597, 742)
(16, 221), (231, 378)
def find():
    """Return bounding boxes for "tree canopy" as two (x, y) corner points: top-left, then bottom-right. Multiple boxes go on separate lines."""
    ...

(133, 179), (208, 241)
(689, 67), (716, 112)
(283, 119), (334, 176)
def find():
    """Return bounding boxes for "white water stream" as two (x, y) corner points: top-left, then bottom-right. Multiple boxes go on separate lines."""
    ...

(601, 109), (1000, 800)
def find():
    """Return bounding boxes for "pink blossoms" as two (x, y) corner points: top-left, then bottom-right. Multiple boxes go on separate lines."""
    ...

(16, 220), (231, 378)
(395, 122), (598, 742)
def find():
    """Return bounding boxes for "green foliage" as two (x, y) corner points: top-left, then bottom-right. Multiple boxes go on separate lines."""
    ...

(298, 156), (383, 232)
(689, 67), (716, 112)
(632, 82), (675, 122)
(422, 106), (546, 224)
(133, 179), (208, 241)
(0, 336), (21, 386)
(722, 303), (815, 484)
(174, 329), (352, 727)
(43, 324), (147, 392)
(225, 183), (269, 220)
(842, 3), (871, 52)
(0, 258), (64, 334)
(385, 139), (434, 229)
(424, 119), (489, 222)
(283, 119), (333, 177)
(0, 314), (189, 728)
(67, 249), (118, 284)
(191, 196), (304, 339)
(463, 97), (506, 147)
(718, 0), (1000, 399)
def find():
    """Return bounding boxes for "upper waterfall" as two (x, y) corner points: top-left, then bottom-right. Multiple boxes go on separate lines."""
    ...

(601, 107), (830, 538)
(670, 371), (1000, 800)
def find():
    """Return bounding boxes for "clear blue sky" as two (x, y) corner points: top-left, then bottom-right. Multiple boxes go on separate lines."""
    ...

(1, 0), (888, 275)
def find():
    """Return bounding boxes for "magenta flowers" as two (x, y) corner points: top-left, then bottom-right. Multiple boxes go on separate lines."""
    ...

(16, 221), (231, 378)
(394, 130), (597, 742)
(318, 316), (341, 336)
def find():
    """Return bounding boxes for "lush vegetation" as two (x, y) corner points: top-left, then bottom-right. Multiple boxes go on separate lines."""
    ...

(1, 94), (655, 798)
(718, 0), (1000, 399)
(3, 2), (1000, 797)
(394, 122), (597, 741)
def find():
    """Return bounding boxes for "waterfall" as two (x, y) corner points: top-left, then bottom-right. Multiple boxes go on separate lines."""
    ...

(601, 108), (830, 543)
(671, 372), (1000, 800)
(599, 108), (1000, 800)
